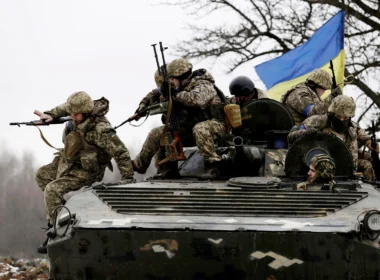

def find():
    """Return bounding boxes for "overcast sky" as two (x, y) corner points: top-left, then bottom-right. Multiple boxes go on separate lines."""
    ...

(1, 1), (362, 167)
(0, 0), (258, 166)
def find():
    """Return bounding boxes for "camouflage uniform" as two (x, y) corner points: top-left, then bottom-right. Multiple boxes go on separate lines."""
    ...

(35, 92), (134, 222)
(174, 70), (226, 163)
(133, 59), (226, 176)
(297, 154), (336, 190)
(137, 70), (166, 110)
(288, 96), (375, 180)
(281, 69), (341, 125)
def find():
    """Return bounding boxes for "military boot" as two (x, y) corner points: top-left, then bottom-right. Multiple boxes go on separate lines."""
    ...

(153, 161), (180, 179)
(37, 221), (53, 254)
(198, 161), (221, 181)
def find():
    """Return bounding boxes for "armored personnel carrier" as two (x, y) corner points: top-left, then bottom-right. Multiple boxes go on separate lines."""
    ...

(46, 99), (380, 279)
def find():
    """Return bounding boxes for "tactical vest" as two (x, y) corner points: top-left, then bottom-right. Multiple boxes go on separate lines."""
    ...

(57, 115), (111, 181)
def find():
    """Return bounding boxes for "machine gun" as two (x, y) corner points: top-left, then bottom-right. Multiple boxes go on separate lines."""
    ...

(153, 42), (186, 164)
(329, 60), (337, 89)
(10, 110), (71, 127)
(370, 121), (380, 181)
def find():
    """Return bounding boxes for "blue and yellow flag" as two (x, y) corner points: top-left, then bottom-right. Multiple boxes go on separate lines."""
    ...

(255, 11), (345, 101)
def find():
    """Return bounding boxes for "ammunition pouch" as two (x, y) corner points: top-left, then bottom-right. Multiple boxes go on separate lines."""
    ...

(79, 150), (99, 173)
(224, 104), (242, 129)
(64, 131), (84, 161)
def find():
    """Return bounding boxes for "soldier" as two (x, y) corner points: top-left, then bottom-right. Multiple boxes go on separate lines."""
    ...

(229, 76), (267, 106)
(133, 58), (226, 180)
(35, 92), (134, 251)
(134, 69), (166, 120)
(281, 69), (342, 125)
(288, 95), (378, 181)
(297, 154), (336, 190)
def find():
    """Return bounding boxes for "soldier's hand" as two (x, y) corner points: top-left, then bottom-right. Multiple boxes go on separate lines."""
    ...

(331, 86), (342, 97)
(304, 128), (318, 137)
(366, 140), (380, 153)
(34, 110), (53, 123)
(135, 104), (146, 114)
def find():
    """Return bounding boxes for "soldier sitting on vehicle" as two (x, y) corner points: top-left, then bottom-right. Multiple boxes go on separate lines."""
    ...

(134, 69), (167, 121)
(288, 95), (378, 181)
(281, 69), (342, 126)
(229, 76), (267, 106)
(133, 58), (226, 180)
(297, 154), (336, 190)
(35, 91), (134, 252)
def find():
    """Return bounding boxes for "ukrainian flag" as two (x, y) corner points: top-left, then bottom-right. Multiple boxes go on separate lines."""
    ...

(255, 11), (345, 101)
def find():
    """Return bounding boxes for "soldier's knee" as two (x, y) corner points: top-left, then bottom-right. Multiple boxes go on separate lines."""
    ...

(193, 122), (208, 137)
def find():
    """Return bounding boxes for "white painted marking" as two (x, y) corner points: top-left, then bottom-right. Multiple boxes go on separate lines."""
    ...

(251, 251), (303, 270)
(166, 251), (176, 259)
(224, 219), (237, 223)
(151, 245), (166, 253)
(177, 219), (192, 223)
(86, 218), (136, 225)
(208, 238), (223, 244)
(265, 219), (313, 229)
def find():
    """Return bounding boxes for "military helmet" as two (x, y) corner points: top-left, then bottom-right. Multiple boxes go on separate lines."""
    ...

(167, 59), (193, 78)
(306, 69), (332, 90)
(328, 95), (356, 117)
(154, 69), (164, 87)
(311, 154), (336, 180)
(229, 76), (255, 96)
(66, 91), (94, 114)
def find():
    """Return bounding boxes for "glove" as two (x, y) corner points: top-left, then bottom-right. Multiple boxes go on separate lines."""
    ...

(161, 80), (170, 97)
(135, 103), (146, 114)
(366, 140), (380, 153)
(304, 128), (318, 137)
(331, 86), (342, 97)
(118, 178), (136, 185)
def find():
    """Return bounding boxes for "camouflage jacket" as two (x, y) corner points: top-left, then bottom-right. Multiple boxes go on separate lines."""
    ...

(175, 69), (225, 124)
(138, 88), (165, 107)
(281, 83), (336, 125)
(230, 88), (267, 105)
(45, 97), (134, 180)
(288, 115), (370, 169)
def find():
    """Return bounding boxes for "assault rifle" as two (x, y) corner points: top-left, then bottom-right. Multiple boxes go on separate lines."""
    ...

(153, 42), (186, 164)
(10, 110), (71, 127)
(114, 102), (168, 130)
(329, 60), (337, 89)
(370, 121), (380, 181)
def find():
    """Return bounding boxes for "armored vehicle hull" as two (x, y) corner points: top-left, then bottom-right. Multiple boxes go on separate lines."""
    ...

(46, 99), (380, 279)
(48, 181), (380, 280)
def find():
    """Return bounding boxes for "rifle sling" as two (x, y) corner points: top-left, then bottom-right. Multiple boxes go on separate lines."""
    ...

(36, 126), (60, 151)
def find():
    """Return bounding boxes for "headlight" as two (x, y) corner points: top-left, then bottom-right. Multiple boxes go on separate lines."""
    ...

(366, 211), (380, 232)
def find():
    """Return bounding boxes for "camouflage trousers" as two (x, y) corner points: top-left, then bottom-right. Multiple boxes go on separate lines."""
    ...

(133, 119), (226, 173)
(35, 156), (93, 223)
(192, 119), (226, 163)
(133, 126), (168, 174)
(357, 158), (376, 181)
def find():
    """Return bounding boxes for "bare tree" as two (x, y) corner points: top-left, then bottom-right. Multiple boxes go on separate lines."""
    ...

(163, 0), (380, 125)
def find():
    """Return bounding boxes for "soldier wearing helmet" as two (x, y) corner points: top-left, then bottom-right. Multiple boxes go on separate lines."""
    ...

(229, 76), (267, 106)
(35, 91), (134, 252)
(134, 69), (167, 118)
(133, 58), (227, 180)
(288, 95), (378, 181)
(297, 154), (336, 190)
(281, 68), (342, 125)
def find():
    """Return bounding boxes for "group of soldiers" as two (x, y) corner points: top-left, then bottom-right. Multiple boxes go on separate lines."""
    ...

(33, 58), (379, 252)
